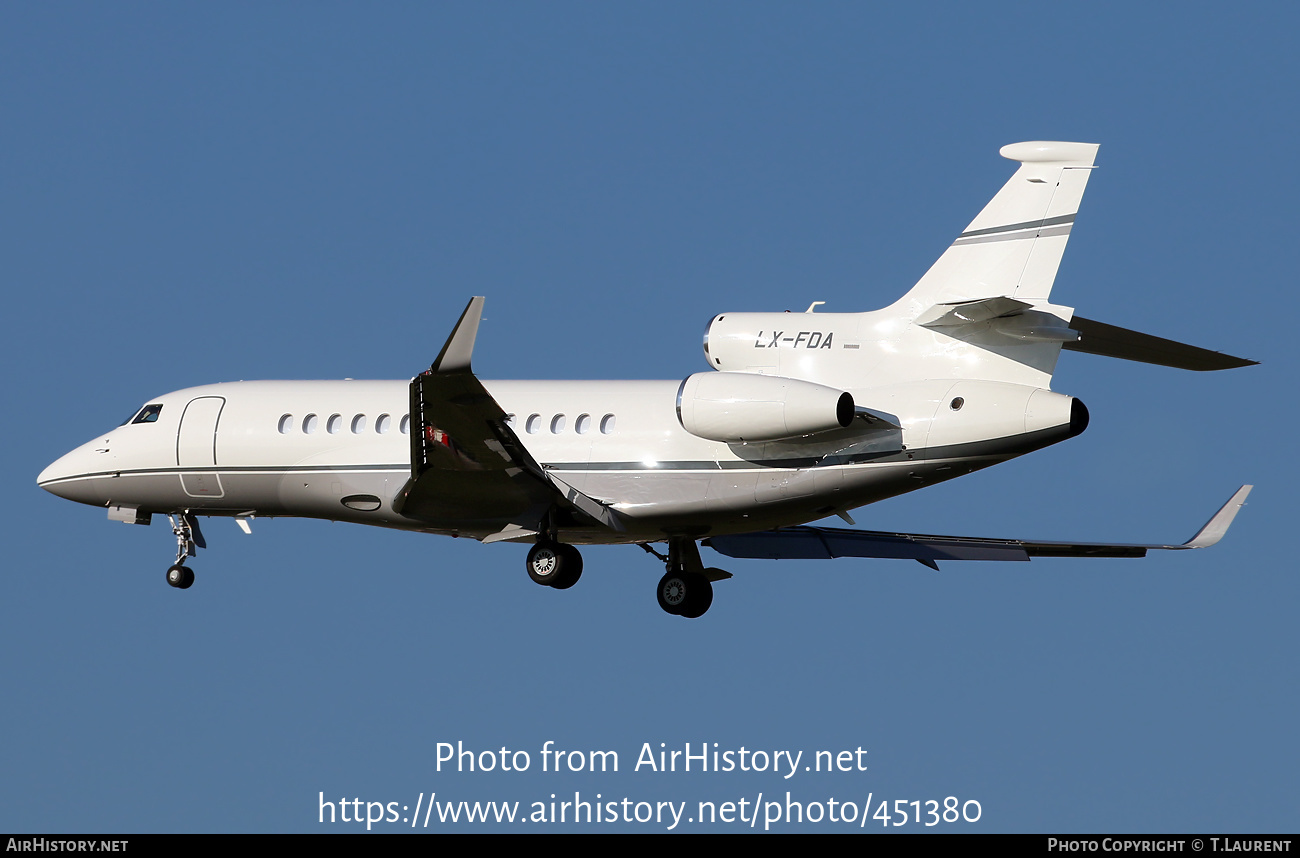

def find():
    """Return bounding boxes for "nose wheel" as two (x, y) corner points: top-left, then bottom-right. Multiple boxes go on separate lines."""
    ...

(167, 564), (195, 589)
(165, 513), (205, 590)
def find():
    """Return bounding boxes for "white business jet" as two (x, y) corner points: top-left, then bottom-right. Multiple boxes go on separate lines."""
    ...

(38, 141), (1255, 618)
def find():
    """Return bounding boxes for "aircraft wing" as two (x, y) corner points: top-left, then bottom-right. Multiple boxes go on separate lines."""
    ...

(392, 297), (625, 534)
(704, 486), (1252, 569)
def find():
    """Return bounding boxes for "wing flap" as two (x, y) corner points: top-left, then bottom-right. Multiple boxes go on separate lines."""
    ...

(705, 527), (1030, 562)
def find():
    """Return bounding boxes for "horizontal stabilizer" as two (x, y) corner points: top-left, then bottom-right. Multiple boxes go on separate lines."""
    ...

(704, 486), (1252, 565)
(1063, 316), (1257, 371)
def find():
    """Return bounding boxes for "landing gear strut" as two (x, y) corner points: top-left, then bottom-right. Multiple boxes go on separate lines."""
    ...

(526, 540), (583, 590)
(165, 513), (204, 590)
(653, 537), (718, 619)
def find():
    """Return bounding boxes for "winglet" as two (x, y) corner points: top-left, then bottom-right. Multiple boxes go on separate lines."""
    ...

(430, 296), (486, 373)
(1182, 485), (1253, 548)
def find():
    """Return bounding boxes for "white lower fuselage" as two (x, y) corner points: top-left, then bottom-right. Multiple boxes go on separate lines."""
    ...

(38, 378), (1084, 543)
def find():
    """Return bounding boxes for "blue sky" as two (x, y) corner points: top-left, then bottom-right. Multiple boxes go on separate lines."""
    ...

(3, 3), (1295, 832)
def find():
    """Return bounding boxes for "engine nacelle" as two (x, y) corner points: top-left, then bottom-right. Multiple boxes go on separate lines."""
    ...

(702, 311), (862, 373)
(676, 372), (854, 443)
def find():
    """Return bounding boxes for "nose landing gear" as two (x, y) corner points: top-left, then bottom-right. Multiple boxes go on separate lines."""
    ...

(165, 513), (205, 590)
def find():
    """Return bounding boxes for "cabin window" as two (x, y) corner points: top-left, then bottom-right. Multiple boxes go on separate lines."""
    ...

(303, 414), (319, 434)
(376, 414), (391, 434)
(526, 414), (543, 434)
(575, 413), (591, 434)
(600, 414), (617, 434)
(278, 414), (294, 434)
(550, 414), (566, 434)
(400, 414), (410, 434)
(327, 414), (343, 434)
(351, 414), (366, 434)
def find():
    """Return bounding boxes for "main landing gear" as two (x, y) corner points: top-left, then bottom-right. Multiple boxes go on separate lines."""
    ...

(524, 530), (727, 618)
(165, 513), (205, 590)
(651, 536), (723, 619)
(526, 540), (584, 590)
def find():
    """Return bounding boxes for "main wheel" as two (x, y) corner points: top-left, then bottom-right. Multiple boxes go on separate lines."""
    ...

(657, 570), (713, 617)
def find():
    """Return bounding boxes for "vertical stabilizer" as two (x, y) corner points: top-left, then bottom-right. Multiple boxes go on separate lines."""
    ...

(895, 141), (1098, 316)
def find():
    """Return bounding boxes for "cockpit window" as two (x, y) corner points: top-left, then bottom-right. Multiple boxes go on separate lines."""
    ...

(130, 404), (163, 424)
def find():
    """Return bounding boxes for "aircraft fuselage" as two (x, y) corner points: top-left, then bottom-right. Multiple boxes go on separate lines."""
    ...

(36, 141), (1253, 618)
(38, 377), (1083, 543)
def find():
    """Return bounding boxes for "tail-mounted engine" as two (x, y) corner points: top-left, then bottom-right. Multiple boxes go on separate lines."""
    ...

(676, 372), (854, 444)
(702, 311), (861, 374)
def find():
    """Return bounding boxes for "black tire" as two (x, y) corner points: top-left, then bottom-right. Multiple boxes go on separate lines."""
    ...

(678, 573), (713, 618)
(166, 564), (186, 588)
(549, 544), (584, 590)
(179, 566), (195, 589)
(657, 570), (713, 617)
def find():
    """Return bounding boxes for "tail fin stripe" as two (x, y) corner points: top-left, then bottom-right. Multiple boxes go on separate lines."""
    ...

(953, 222), (1074, 247)
(958, 212), (1076, 240)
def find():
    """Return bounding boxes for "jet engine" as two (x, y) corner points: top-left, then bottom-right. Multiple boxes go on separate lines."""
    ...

(676, 372), (854, 443)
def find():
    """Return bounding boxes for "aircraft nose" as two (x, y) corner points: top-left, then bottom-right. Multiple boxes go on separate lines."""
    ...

(37, 443), (108, 505)
(38, 451), (70, 489)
